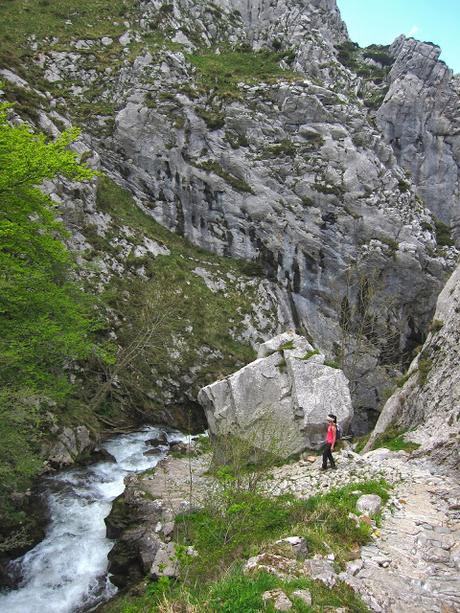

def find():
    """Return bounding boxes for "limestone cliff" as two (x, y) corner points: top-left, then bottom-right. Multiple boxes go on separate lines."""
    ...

(1, 0), (458, 428)
(378, 36), (460, 241)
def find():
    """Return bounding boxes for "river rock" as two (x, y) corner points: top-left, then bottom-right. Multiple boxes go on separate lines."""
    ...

(104, 452), (211, 590)
(144, 446), (163, 456)
(108, 527), (161, 588)
(47, 426), (96, 468)
(150, 541), (179, 579)
(78, 447), (116, 465)
(146, 432), (169, 446)
(198, 332), (353, 461)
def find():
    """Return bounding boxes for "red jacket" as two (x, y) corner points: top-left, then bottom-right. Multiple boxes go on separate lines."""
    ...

(326, 423), (336, 445)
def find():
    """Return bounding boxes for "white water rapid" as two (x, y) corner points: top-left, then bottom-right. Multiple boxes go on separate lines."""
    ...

(0, 427), (186, 613)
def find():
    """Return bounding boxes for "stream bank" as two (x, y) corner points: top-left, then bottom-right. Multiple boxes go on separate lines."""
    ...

(0, 427), (187, 613)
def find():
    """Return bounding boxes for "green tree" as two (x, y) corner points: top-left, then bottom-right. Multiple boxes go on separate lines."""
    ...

(0, 100), (101, 547)
(0, 101), (96, 396)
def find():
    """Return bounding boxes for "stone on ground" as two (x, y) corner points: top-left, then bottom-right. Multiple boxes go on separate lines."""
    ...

(302, 555), (337, 587)
(244, 552), (298, 580)
(150, 542), (179, 579)
(292, 589), (312, 606)
(356, 494), (383, 516)
(262, 589), (293, 611)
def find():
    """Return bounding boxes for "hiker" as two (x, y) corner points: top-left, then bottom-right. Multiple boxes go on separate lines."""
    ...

(321, 413), (337, 470)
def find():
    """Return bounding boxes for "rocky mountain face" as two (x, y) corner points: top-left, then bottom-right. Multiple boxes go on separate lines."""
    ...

(365, 263), (460, 472)
(1, 0), (458, 430)
(378, 36), (460, 239)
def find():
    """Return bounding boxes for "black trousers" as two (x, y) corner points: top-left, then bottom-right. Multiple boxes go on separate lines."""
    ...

(322, 443), (335, 468)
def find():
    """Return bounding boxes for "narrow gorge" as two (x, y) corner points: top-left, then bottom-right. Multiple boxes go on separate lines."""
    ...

(0, 0), (459, 611)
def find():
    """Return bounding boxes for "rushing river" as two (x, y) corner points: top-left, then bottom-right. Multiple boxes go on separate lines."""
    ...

(0, 427), (186, 613)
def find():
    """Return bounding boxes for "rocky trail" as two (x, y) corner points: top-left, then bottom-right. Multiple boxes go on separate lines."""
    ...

(118, 442), (460, 612)
(350, 471), (460, 613)
(269, 448), (460, 612)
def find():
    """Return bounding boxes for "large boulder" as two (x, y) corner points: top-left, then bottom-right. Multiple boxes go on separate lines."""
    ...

(197, 332), (352, 460)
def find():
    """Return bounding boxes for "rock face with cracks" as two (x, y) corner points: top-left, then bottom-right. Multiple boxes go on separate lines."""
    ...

(364, 263), (460, 470)
(2, 0), (459, 425)
(377, 36), (460, 240)
(198, 332), (353, 458)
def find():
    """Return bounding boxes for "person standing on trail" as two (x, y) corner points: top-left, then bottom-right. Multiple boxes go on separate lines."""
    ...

(321, 414), (337, 470)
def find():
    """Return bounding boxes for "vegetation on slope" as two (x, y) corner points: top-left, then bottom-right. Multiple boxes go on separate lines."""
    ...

(0, 102), (102, 549)
(0, 0), (137, 72)
(103, 471), (389, 612)
(188, 47), (298, 99)
(354, 427), (420, 454)
(82, 175), (260, 426)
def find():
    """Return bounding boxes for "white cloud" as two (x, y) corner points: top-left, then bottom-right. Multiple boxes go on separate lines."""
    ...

(407, 24), (420, 38)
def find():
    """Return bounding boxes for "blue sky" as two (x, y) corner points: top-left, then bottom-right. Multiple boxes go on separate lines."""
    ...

(336, 0), (460, 74)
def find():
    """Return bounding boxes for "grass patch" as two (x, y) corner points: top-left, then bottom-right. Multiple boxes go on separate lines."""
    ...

(335, 41), (392, 86)
(104, 479), (387, 612)
(301, 349), (320, 360)
(395, 371), (412, 388)
(300, 480), (389, 563)
(175, 490), (301, 582)
(224, 129), (249, 149)
(362, 45), (394, 66)
(105, 568), (370, 612)
(417, 357), (432, 387)
(261, 136), (324, 159)
(398, 178), (410, 193)
(262, 139), (297, 157)
(429, 319), (444, 333)
(188, 48), (298, 98)
(278, 340), (295, 351)
(371, 427), (420, 453)
(205, 568), (369, 613)
(363, 87), (389, 109)
(354, 433), (370, 453)
(377, 235), (399, 255)
(0, 0), (138, 73)
(173, 480), (390, 583)
(195, 107), (225, 130)
(324, 359), (340, 369)
(312, 182), (344, 197)
(433, 217), (455, 247)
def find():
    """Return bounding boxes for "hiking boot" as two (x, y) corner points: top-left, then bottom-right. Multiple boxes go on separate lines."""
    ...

(320, 466), (328, 471)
